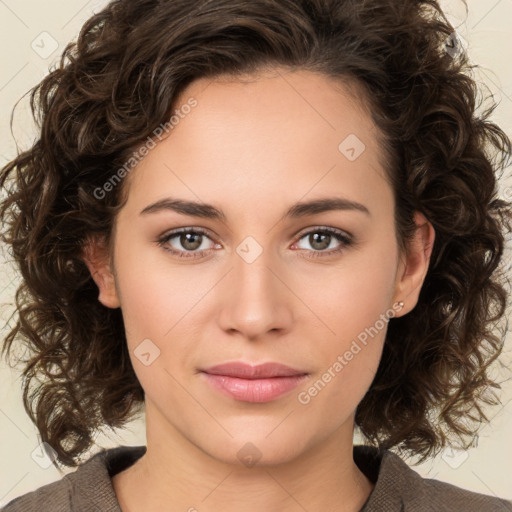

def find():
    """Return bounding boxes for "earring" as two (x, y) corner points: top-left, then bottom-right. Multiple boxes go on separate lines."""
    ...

(395, 301), (404, 309)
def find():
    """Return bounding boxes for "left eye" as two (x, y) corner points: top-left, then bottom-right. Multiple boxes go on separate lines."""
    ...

(158, 228), (216, 258)
(157, 227), (352, 259)
(293, 228), (352, 253)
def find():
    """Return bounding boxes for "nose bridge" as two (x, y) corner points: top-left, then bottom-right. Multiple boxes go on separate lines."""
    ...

(235, 236), (275, 298)
(218, 233), (293, 338)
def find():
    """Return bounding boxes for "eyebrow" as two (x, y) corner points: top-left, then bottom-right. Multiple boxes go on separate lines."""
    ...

(139, 196), (370, 220)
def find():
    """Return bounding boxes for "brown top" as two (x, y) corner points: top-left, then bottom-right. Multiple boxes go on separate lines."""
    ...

(2, 444), (512, 511)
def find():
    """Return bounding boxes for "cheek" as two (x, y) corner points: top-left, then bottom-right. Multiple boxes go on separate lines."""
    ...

(296, 288), (394, 428)
(112, 240), (215, 390)
(296, 236), (398, 395)
(112, 239), (192, 340)
(303, 235), (398, 342)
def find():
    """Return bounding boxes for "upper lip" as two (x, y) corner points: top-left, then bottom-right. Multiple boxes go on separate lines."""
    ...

(201, 362), (308, 379)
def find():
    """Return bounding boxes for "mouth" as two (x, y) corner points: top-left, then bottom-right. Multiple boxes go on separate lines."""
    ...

(199, 362), (309, 403)
(201, 361), (308, 379)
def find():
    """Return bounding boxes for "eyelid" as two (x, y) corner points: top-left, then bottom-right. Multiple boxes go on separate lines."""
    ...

(156, 226), (219, 258)
(291, 226), (353, 255)
(157, 225), (353, 259)
(294, 225), (352, 241)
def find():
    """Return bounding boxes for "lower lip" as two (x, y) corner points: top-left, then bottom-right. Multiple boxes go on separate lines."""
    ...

(201, 372), (309, 403)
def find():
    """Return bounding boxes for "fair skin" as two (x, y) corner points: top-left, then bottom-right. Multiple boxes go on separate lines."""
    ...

(83, 67), (435, 512)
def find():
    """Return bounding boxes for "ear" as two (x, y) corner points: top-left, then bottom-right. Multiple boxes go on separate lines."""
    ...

(81, 235), (121, 309)
(392, 211), (435, 316)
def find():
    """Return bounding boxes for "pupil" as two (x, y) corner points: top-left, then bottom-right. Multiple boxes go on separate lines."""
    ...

(182, 233), (201, 250)
(311, 233), (329, 250)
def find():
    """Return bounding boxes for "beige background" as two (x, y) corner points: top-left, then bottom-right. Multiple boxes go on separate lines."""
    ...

(1, 0), (511, 505)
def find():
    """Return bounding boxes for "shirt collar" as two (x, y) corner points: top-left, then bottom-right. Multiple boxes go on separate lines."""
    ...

(70, 443), (420, 512)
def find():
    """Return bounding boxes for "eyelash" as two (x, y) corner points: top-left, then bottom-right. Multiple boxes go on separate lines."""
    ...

(157, 226), (353, 260)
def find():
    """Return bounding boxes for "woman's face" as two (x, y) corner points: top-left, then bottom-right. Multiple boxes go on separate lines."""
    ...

(86, 68), (433, 466)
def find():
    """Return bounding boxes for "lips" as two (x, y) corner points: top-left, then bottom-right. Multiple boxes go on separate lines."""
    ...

(201, 362), (308, 379)
(199, 362), (309, 403)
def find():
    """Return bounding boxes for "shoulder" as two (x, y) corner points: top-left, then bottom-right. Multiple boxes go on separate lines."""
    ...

(1, 474), (73, 512)
(1, 445), (146, 512)
(419, 476), (512, 511)
(354, 444), (512, 512)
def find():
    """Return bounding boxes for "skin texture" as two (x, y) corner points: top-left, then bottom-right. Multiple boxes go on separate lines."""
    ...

(83, 68), (435, 512)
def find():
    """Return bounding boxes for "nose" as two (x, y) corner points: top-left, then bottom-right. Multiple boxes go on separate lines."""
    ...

(216, 242), (295, 341)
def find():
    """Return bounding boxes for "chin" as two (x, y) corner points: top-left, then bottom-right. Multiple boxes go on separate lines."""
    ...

(198, 431), (312, 468)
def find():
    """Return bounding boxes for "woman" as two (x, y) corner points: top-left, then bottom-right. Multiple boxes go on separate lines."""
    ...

(1, 0), (511, 510)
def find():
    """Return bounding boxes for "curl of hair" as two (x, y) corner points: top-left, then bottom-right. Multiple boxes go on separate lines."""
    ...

(1, 0), (511, 467)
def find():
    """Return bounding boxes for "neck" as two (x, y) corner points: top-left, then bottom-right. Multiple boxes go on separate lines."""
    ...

(113, 401), (374, 512)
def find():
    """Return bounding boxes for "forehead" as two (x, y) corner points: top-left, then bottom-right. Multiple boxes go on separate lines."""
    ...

(176, 68), (378, 146)
(122, 68), (391, 218)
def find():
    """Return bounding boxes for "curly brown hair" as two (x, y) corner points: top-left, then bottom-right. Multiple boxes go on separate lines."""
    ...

(1, 0), (511, 469)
